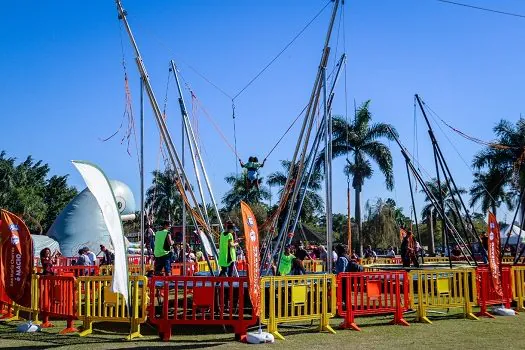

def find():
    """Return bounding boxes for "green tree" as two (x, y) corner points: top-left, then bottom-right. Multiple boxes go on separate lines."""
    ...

(222, 173), (270, 212)
(361, 198), (399, 249)
(145, 168), (183, 224)
(469, 169), (514, 216)
(317, 101), (397, 255)
(472, 118), (525, 218)
(421, 178), (466, 253)
(0, 151), (77, 233)
(267, 160), (323, 224)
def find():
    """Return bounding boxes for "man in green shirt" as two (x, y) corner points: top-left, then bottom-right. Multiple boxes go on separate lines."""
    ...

(154, 220), (173, 275)
(219, 221), (238, 277)
(278, 246), (295, 276)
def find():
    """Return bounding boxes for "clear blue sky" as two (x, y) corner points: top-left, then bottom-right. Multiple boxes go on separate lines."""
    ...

(1, 0), (524, 223)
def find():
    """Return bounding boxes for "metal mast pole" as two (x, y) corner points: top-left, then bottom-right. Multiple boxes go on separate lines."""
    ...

(181, 84), (187, 277)
(170, 60), (224, 231)
(115, 1), (220, 269)
(323, 67), (333, 273)
(406, 161), (424, 264)
(269, 0), (340, 264)
(140, 78), (145, 276)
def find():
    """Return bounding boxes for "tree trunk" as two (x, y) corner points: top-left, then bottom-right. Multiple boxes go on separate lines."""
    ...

(355, 186), (363, 257)
(429, 209), (435, 256)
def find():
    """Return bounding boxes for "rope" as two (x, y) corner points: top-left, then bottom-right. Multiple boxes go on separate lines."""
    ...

(437, 0), (525, 19)
(232, 0), (332, 100)
(191, 96), (241, 161)
(232, 101), (239, 175)
(417, 100), (506, 212)
(262, 104), (308, 162)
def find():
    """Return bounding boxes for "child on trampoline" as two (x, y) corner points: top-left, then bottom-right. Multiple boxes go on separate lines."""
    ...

(240, 156), (265, 190)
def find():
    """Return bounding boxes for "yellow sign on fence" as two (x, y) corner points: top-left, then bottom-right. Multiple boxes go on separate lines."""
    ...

(260, 274), (336, 340)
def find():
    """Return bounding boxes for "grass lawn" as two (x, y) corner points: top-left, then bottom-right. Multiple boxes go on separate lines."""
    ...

(0, 311), (523, 349)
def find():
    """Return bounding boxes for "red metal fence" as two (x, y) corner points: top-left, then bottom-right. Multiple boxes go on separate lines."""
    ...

(476, 265), (513, 318)
(39, 275), (78, 333)
(148, 275), (256, 341)
(337, 271), (410, 330)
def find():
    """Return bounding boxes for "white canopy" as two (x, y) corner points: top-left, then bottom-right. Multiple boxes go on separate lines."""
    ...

(502, 225), (525, 245)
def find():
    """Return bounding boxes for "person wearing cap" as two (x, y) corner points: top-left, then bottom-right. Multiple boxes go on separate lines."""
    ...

(83, 247), (97, 266)
(219, 221), (238, 277)
(154, 220), (173, 276)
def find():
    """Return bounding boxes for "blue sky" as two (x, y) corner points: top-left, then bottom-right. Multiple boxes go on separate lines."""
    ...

(1, 0), (524, 223)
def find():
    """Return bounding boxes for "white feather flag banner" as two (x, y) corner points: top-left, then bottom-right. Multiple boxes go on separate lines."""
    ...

(72, 160), (129, 305)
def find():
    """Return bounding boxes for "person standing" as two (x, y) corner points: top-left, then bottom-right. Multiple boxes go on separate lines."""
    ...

(39, 248), (55, 276)
(386, 246), (396, 258)
(278, 246), (295, 276)
(154, 220), (173, 276)
(401, 231), (419, 268)
(99, 245), (115, 265)
(219, 221), (238, 277)
(83, 247), (97, 265)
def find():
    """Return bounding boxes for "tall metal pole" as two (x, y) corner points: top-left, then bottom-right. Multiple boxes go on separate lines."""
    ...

(433, 146), (452, 268)
(430, 209), (435, 256)
(140, 78), (145, 276)
(324, 67), (333, 273)
(116, 1), (220, 269)
(415, 94), (485, 260)
(270, 0), (340, 261)
(406, 161), (424, 263)
(170, 61), (224, 231)
(181, 86), (187, 277)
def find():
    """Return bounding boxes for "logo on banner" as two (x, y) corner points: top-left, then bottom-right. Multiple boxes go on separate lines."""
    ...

(249, 229), (256, 242)
(10, 234), (19, 245)
(8, 224), (19, 232)
(247, 216), (254, 227)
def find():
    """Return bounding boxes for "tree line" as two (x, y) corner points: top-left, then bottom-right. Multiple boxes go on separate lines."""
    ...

(0, 151), (78, 233)
(2, 102), (523, 254)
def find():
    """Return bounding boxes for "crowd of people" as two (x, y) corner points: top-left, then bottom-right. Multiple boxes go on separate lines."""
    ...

(38, 221), (428, 277)
(38, 244), (115, 275)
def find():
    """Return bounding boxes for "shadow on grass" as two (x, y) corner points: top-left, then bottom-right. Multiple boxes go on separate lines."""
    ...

(0, 321), (232, 349)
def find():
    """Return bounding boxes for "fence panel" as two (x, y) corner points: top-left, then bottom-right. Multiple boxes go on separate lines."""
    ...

(76, 275), (148, 339)
(148, 275), (256, 342)
(39, 275), (78, 334)
(51, 265), (99, 277)
(260, 274), (336, 340)
(410, 268), (478, 324)
(0, 279), (15, 320)
(476, 265), (513, 317)
(337, 271), (410, 331)
(512, 265), (525, 311)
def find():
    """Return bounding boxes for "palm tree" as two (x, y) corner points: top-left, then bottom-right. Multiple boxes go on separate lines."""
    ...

(473, 118), (525, 219)
(145, 168), (183, 224)
(469, 169), (514, 216)
(222, 173), (270, 212)
(267, 160), (323, 224)
(317, 100), (397, 255)
(421, 178), (466, 253)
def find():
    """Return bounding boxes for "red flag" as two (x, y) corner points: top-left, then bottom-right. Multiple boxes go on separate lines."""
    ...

(487, 212), (503, 297)
(0, 209), (33, 308)
(240, 201), (260, 317)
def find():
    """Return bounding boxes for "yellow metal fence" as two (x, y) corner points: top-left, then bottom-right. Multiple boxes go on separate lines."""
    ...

(260, 274), (336, 340)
